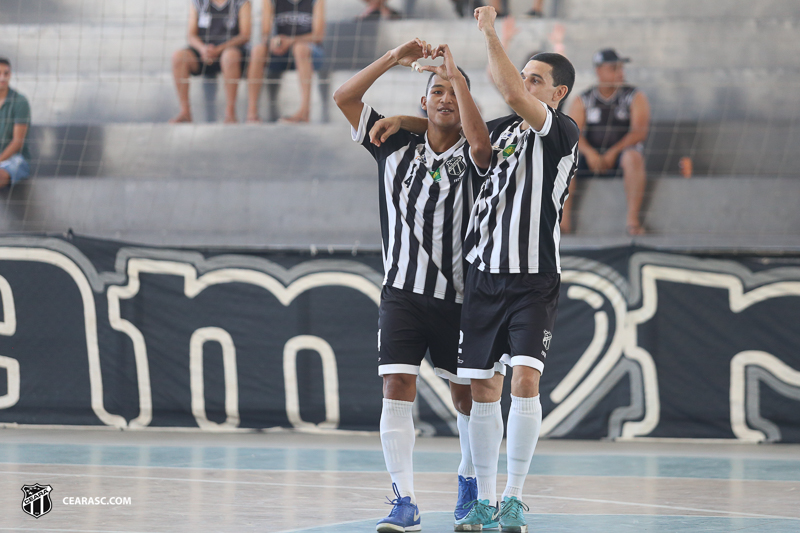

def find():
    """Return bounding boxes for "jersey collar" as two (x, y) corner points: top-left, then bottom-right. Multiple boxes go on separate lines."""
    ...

(422, 132), (466, 166)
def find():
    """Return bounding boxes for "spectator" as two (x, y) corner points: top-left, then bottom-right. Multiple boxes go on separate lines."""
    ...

(247, 0), (325, 123)
(170, 0), (252, 123)
(0, 58), (31, 188)
(359, 1), (402, 19)
(566, 48), (650, 235)
(452, 1), (544, 17)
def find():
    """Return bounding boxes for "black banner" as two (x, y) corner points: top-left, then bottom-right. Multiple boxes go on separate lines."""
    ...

(0, 235), (798, 442)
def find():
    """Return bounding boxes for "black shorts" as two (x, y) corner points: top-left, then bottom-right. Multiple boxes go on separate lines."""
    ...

(458, 263), (560, 379)
(574, 143), (644, 178)
(378, 286), (469, 384)
(188, 45), (250, 78)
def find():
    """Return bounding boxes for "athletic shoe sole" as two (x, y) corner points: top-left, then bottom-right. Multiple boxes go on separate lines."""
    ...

(377, 524), (422, 533)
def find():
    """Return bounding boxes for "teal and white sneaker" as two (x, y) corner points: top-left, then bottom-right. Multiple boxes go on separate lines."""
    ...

(498, 496), (530, 533)
(376, 483), (421, 532)
(454, 498), (499, 531)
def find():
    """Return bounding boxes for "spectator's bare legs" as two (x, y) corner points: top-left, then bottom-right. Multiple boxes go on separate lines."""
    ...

(171, 49), (199, 123)
(0, 170), (10, 188)
(621, 148), (646, 234)
(282, 42), (312, 123)
(247, 43), (269, 122)
(220, 47), (243, 123)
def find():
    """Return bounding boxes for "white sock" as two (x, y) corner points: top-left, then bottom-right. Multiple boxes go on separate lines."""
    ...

(457, 412), (475, 478)
(380, 398), (416, 503)
(469, 400), (504, 503)
(503, 395), (542, 500)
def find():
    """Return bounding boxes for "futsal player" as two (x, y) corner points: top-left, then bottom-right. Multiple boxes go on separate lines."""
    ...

(333, 39), (493, 532)
(452, 7), (579, 532)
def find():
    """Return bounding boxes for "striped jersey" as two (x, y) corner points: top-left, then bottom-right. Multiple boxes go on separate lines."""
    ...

(192, 0), (248, 46)
(465, 101), (579, 274)
(352, 104), (482, 303)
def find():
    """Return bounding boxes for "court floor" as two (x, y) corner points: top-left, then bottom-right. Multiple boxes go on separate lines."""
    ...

(1, 427), (799, 532)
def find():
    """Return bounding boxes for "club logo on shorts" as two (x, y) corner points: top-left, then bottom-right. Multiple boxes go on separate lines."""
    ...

(445, 155), (467, 179)
(21, 484), (53, 518)
(542, 330), (552, 351)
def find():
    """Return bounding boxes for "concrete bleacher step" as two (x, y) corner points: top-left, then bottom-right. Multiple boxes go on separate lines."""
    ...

(561, 0), (799, 19)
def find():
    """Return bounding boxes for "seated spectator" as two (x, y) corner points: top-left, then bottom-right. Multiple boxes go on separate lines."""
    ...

(359, 0), (402, 19)
(171, 0), (252, 123)
(247, 0), (325, 123)
(0, 58), (31, 188)
(566, 48), (650, 235)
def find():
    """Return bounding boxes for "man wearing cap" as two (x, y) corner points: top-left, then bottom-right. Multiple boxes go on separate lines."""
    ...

(566, 48), (650, 235)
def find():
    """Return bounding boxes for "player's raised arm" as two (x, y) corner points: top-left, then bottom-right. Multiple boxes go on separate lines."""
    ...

(421, 44), (491, 169)
(333, 39), (429, 130)
(475, 6), (548, 131)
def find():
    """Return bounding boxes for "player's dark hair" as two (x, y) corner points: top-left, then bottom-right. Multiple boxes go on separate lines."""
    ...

(530, 52), (575, 102)
(426, 67), (471, 94)
(0, 58), (10, 68)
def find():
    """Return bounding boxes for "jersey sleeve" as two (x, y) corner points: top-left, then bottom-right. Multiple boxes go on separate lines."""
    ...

(541, 107), (580, 158)
(529, 100), (553, 137)
(351, 104), (414, 161)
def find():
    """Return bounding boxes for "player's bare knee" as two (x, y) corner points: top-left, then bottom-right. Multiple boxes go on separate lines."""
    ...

(510, 365), (541, 397)
(449, 383), (473, 415)
(382, 373), (416, 401)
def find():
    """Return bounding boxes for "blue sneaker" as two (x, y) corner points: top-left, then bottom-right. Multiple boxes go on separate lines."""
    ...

(498, 496), (530, 533)
(376, 483), (421, 532)
(454, 498), (499, 531)
(454, 475), (478, 520)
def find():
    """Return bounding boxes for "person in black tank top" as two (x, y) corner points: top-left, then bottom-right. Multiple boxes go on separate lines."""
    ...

(565, 48), (651, 235)
(170, 0), (252, 123)
(246, 0), (325, 123)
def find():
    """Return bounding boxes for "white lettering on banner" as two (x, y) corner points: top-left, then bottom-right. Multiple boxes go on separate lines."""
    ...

(0, 247), (126, 427)
(190, 327), (240, 430)
(283, 335), (340, 430)
(0, 274), (20, 409)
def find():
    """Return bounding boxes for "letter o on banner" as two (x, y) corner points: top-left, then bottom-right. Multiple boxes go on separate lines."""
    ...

(189, 327), (240, 430)
(283, 335), (340, 430)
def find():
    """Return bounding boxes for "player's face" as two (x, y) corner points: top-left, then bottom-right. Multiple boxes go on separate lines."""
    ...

(0, 65), (10, 90)
(422, 75), (461, 130)
(596, 62), (625, 86)
(521, 60), (563, 106)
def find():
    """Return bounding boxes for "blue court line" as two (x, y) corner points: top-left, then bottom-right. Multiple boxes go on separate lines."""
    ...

(287, 512), (800, 533)
(1, 444), (799, 482)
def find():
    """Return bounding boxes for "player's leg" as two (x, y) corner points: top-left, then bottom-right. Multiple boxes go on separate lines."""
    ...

(220, 46), (243, 123)
(246, 43), (268, 122)
(425, 300), (478, 521)
(456, 263), (510, 530)
(170, 48), (200, 122)
(498, 272), (560, 533)
(283, 42), (312, 122)
(620, 146), (646, 235)
(376, 287), (427, 532)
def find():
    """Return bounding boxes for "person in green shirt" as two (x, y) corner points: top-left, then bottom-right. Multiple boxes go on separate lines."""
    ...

(0, 58), (31, 187)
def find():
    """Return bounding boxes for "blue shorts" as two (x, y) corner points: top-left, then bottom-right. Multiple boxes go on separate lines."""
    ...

(268, 44), (325, 73)
(0, 154), (30, 185)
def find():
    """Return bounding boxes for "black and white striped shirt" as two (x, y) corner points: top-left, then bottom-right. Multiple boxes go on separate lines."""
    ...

(465, 102), (579, 274)
(353, 104), (482, 303)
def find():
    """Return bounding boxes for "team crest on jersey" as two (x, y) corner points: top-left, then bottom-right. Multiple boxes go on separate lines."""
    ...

(542, 330), (552, 351)
(502, 144), (517, 158)
(445, 156), (466, 178)
(21, 484), (53, 518)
